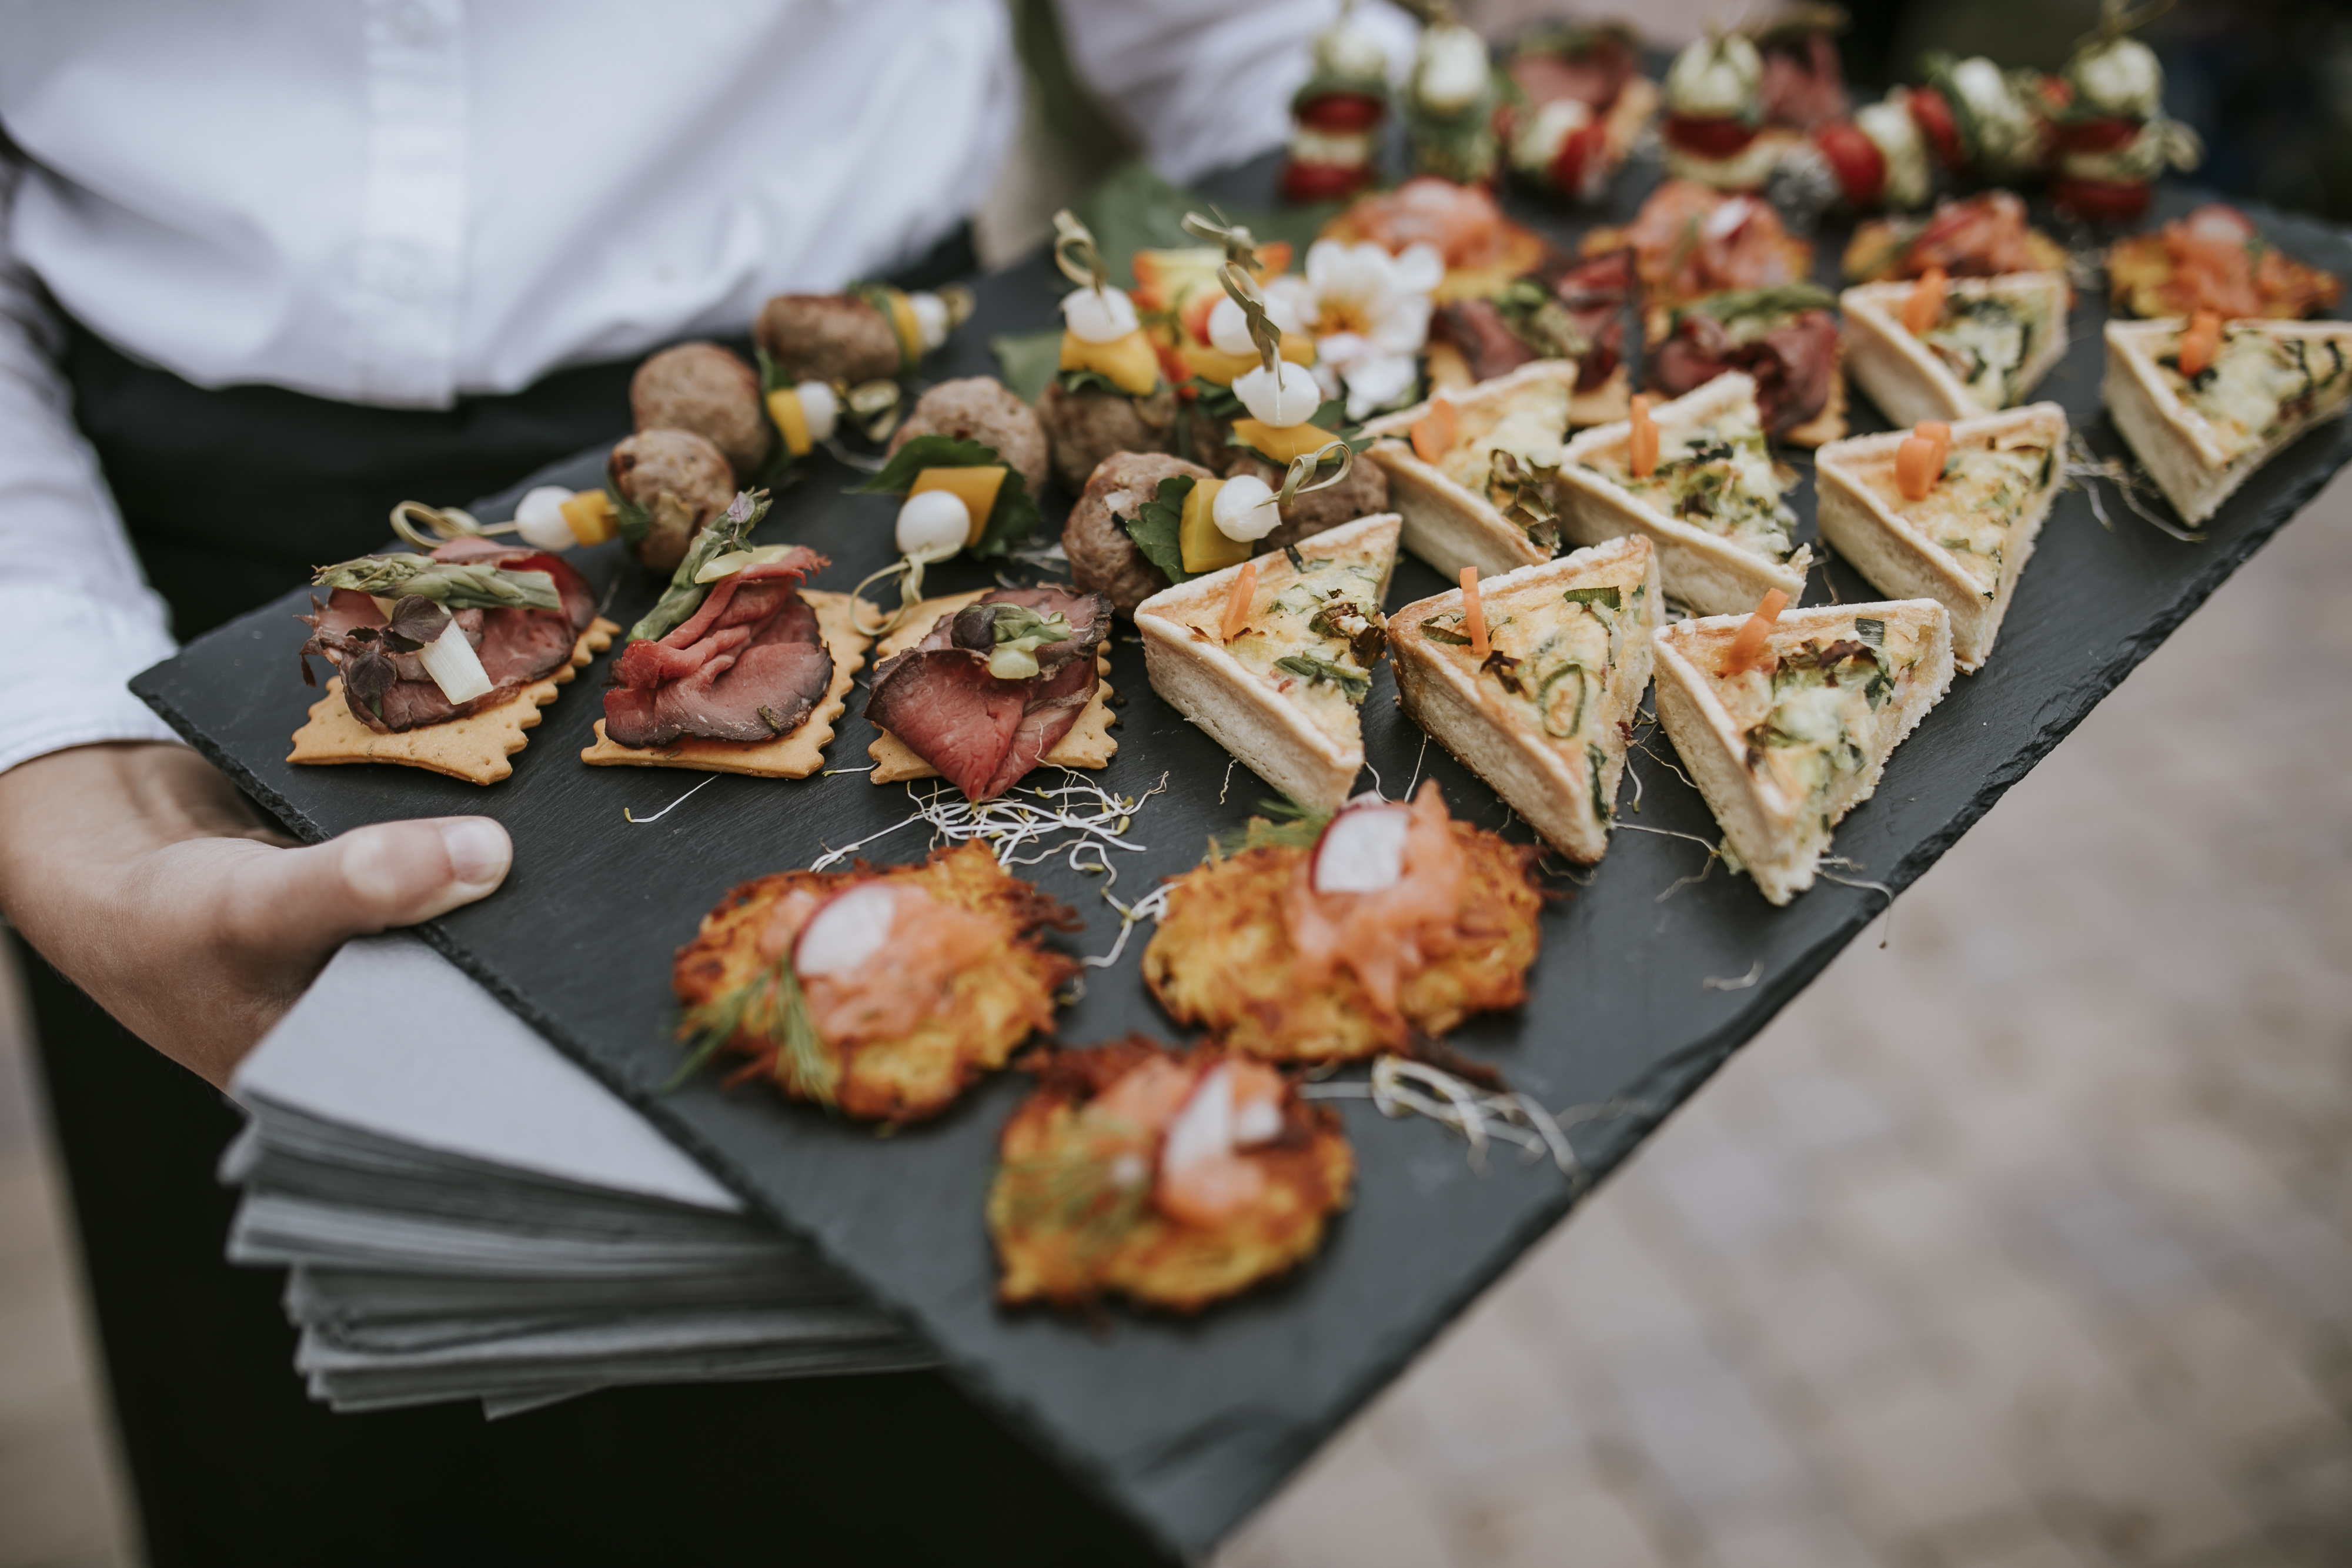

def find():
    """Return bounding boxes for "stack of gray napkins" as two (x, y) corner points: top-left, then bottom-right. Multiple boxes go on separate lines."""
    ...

(220, 936), (932, 1417)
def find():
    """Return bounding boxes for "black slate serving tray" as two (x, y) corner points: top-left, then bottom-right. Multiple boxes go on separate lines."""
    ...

(134, 154), (2352, 1561)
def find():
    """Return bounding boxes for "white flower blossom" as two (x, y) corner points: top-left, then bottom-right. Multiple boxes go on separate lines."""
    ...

(1282, 239), (1442, 420)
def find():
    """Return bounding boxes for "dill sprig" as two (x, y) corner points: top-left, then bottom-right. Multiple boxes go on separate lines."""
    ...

(996, 1131), (1153, 1262)
(1212, 795), (1335, 858)
(671, 948), (840, 1105)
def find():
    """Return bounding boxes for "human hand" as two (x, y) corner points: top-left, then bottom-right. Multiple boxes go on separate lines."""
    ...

(0, 742), (510, 1089)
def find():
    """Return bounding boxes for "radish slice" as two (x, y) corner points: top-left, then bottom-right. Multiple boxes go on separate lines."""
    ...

(512, 486), (579, 552)
(793, 883), (901, 979)
(418, 616), (493, 704)
(1162, 1064), (1285, 1184)
(1160, 1063), (1236, 1179)
(1312, 801), (1413, 895)
(1231, 1092), (1282, 1146)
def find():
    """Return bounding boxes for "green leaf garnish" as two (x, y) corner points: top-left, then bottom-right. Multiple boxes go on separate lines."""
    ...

(1210, 795), (1335, 857)
(984, 604), (1075, 680)
(1121, 474), (1196, 587)
(1273, 653), (1370, 703)
(1055, 366), (1133, 397)
(1669, 283), (1838, 335)
(849, 434), (1041, 558)
(626, 490), (771, 645)
(991, 328), (1065, 403)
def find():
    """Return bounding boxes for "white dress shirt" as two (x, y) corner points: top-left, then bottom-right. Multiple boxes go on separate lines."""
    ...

(0, 0), (1412, 775)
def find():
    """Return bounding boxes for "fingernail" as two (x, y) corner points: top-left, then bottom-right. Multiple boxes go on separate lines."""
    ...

(437, 818), (511, 890)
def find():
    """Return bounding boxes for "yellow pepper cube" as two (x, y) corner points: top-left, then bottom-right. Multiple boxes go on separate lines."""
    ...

(1181, 333), (1317, 387)
(910, 466), (1008, 547)
(557, 490), (619, 546)
(766, 387), (813, 456)
(1231, 419), (1341, 466)
(1058, 329), (1162, 396)
(1178, 478), (1252, 574)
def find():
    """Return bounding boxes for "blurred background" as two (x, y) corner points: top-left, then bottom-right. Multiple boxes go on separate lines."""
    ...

(5, 1), (2350, 1564)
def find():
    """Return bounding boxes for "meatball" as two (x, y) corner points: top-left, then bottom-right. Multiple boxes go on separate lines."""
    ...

(1178, 400), (1240, 474)
(888, 376), (1050, 497)
(755, 293), (901, 385)
(630, 342), (771, 480)
(1064, 452), (1217, 615)
(610, 428), (735, 574)
(1035, 381), (1179, 493)
(1223, 450), (1391, 546)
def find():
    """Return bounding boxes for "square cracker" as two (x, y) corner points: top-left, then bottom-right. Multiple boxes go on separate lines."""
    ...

(289, 617), (620, 785)
(578, 589), (874, 778)
(865, 590), (1118, 785)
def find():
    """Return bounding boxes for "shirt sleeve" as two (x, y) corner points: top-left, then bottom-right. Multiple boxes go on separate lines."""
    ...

(1054, 0), (1415, 185)
(0, 146), (182, 775)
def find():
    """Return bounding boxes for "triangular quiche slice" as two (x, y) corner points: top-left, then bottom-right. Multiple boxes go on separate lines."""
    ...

(2103, 317), (2352, 525)
(1841, 271), (2071, 427)
(1652, 599), (1955, 906)
(1813, 403), (2067, 672)
(1135, 513), (1400, 813)
(1555, 371), (1813, 618)
(1389, 534), (1661, 864)
(1359, 359), (1581, 581)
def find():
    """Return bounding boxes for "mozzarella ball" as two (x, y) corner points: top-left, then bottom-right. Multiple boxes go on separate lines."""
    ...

(2073, 37), (2162, 119)
(1207, 296), (1256, 356)
(1665, 34), (1761, 119)
(512, 486), (579, 551)
(1212, 474), (1280, 541)
(896, 489), (973, 560)
(1416, 25), (1492, 115)
(793, 380), (840, 443)
(1209, 290), (1310, 355)
(910, 291), (952, 352)
(1234, 359), (1323, 427)
(1061, 286), (1140, 345)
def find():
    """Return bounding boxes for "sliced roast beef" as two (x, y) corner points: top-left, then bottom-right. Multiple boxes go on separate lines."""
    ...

(1544, 248), (1634, 390)
(1432, 299), (1540, 385)
(863, 586), (1111, 803)
(602, 549), (834, 748)
(297, 541), (595, 733)
(1650, 308), (1839, 436)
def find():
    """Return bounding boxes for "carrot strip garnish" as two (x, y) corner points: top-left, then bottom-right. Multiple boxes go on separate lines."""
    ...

(1720, 588), (1788, 676)
(1410, 398), (1458, 463)
(1896, 436), (1940, 500)
(1460, 567), (1489, 658)
(2178, 310), (2223, 378)
(1917, 419), (1951, 473)
(1902, 266), (1948, 336)
(1628, 393), (1658, 478)
(1221, 561), (1258, 643)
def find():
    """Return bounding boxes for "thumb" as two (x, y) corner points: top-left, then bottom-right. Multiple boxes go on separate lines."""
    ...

(224, 816), (513, 951)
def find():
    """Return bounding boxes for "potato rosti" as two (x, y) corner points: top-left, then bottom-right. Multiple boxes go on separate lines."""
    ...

(673, 842), (1078, 1124)
(1142, 783), (1543, 1062)
(988, 1036), (1354, 1312)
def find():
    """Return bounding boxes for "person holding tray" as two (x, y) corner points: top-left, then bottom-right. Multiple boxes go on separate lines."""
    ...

(0, 4), (1412, 1562)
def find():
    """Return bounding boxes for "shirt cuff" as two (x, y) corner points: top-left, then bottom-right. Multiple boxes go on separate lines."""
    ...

(0, 585), (182, 774)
